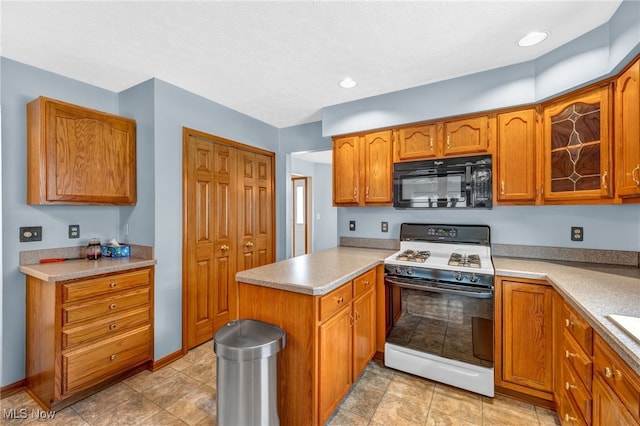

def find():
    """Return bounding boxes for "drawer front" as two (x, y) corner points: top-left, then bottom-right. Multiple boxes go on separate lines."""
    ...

(62, 306), (150, 349)
(63, 288), (150, 325)
(562, 303), (593, 355)
(563, 360), (592, 424)
(560, 391), (588, 426)
(563, 330), (593, 391)
(62, 325), (151, 395)
(594, 335), (640, 421)
(319, 284), (352, 322)
(353, 269), (376, 297)
(62, 269), (151, 302)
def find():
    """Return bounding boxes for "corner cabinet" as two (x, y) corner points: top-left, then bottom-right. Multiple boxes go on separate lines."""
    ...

(542, 85), (614, 203)
(333, 131), (393, 206)
(26, 267), (154, 410)
(495, 108), (539, 204)
(27, 96), (137, 205)
(615, 58), (640, 199)
(494, 276), (555, 402)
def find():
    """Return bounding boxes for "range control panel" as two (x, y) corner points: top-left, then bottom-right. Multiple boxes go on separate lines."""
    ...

(427, 227), (457, 239)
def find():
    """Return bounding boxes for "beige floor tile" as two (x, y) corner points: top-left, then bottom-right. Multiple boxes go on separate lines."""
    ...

(327, 408), (370, 425)
(180, 360), (216, 385)
(143, 409), (189, 425)
(427, 384), (482, 423)
(124, 366), (181, 393)
(140, 372), (203, 408)
(355, 369), (393, 392)
(83, 393), (161, 426)
(386, 373), (435, 407)
(163, 383), (216, 426)
(370, 392), (429, 426)
(536, 406), (562, 426)
(29, 407), (88, 426)
(71, 382), (139, 421)
(340, 383), (385, 420)
(426, 409), (481, 426)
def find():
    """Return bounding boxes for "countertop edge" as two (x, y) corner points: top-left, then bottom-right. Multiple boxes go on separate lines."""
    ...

(19, 258), (157, 282)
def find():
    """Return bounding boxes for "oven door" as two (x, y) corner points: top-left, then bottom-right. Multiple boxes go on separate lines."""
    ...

(385, 276), (494, 369)
(393, 166), (468, 208)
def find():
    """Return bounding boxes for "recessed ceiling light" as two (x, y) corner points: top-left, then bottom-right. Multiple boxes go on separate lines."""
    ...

(339, 78), (357, 89)
(518, 31), (549, 47)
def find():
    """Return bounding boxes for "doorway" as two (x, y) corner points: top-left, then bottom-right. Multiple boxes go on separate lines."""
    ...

(292, 176), (311, 256)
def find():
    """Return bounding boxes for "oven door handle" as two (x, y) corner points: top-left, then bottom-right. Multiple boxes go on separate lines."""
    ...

(385, 277), (493, 299)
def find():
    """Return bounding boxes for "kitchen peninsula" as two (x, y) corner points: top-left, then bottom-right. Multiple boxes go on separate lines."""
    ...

(236, 246), (640, 426)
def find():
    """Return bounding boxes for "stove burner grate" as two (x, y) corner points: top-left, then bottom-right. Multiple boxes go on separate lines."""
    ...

(448, 253), (481, 268)
(396, 249), (431, 263)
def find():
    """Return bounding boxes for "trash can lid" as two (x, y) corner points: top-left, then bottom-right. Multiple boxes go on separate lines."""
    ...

(213, 319), (286, 361)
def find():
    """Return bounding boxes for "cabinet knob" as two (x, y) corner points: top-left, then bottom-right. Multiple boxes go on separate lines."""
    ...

(564, 413), (578, 423)
(632, 164), (640, 186)
(355, 311), (361, 321)
(565, 381), (577, 391)
(337, 297), (344, 304)
(605, 367), (613, 378)
(366, 187), (369, 199)
(353, 187), (357, 200)
(446, 135), (451, 149)
(109, 303), (117, 310)
(429, 137), (434, 150)
(565, 318), (573, 327)
(349, 313), (354, 327)
(110, 354), (117, 361)
(245, 241), (254, 248)
(110, 282), (117, 288)
(500, 180), (505, 195)
(601, 171), (608, 190)
(109, 323), (117, 330)
(221, 245), (229, 251)
(565, 350), (577, 359)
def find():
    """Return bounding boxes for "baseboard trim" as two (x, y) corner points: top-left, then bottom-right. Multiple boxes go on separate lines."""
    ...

(0, 379), (26, 399)
(151, 349), (184, 371)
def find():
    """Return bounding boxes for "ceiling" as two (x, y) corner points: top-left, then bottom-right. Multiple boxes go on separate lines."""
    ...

(1, 1), (622, 130)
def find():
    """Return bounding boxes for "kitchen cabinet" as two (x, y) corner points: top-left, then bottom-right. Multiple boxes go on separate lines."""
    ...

(237, 266), (378, 426)
(495, 276), (555, 402)
(615, 58), (640, 199)
(26, 267), (154, 410)
(542, 85), (614, 203)
(333, 131), (393, 206)
(27, 96), (136, 205)
(394, 115), (492, 162)
(495, 108), (539, 204)
(183, 129), (275, 349)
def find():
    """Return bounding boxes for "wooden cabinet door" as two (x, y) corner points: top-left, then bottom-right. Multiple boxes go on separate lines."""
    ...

(616, 59), (640, 198)
(318, 306), (353, 425)
(593, 375), (637, 426)
(352, 288), (376, 380)
(396, 124), (438, 161)
(496, 109), (538, 203)
(253, 153), (274, 268)
(363, 130), (393, 204)
(442, 116), (489, 156)
(543, 85), (613, 202)
(27, 97), (136, 205)
(496, 278), (554, 400)
(333, 136), (360, 205)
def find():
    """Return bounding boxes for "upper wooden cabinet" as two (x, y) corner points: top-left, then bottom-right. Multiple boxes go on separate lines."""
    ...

(542, 85), (613, 203)
(333, 130), (393, 206)
(27, 97), (137, 205)
(395, 115), (491, 162)
(495, 108), (538, 204)
(615, 58), (640, 199)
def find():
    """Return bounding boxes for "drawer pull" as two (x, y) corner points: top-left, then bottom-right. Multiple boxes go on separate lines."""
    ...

(605, 367), (613, 378)
(565, 381), (577, 391)
(337, 297), (344, 304)
(110, 282), (117, 288)
(355, 311), (361, 321)
(565, 350), (578, 359)
(565, 318), (573, 327)
(109, 303), (117, 310)
(110, 354), (117, 361)
(564, 413), (578, 423)
(349, 313), (354, 327)
(363, 280), (370, 286)
(109, 323), (117, 330)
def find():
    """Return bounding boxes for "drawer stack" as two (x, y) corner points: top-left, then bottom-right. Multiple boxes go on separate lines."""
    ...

(26, 267), (154, 410)
(559, 302), (594, 425)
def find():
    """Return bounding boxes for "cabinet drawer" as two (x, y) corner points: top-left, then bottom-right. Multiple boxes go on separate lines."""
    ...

(62, 269), (151, 303)
(560, 391), (588, 426)
(62, 325), (151, 395)
(562, 303), (593, 355)
(62, 306), (150, 349)
(563, 330), (593, 391)
(594, 335), (640, 421)
(319, 284), (352, 322)
(63, 288), (150, 325)
(353, 269), (375, 297)
(563, 360), (592, 424)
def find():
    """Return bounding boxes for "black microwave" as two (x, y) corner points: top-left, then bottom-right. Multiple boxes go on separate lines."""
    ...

(393, 155), (492, 209)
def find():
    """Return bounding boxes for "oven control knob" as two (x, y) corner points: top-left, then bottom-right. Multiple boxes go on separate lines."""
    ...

(469, 274), (479, 283)
(395, 266), (404, 275)
(406, 267), (414, 275)
(454, 272), (463, 281)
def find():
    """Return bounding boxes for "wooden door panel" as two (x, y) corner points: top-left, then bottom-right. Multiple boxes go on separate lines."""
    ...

(364, 131), (393, 204)
(616, 60), (640, 197)
(396, 124), (437, 160)
(333, 136), (360, 205)
(443, 116), (489, 156)
(353, 289), (376, 380)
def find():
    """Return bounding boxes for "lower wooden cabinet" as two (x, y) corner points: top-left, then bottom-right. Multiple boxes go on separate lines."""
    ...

(495, 276), (555, 401)
(26, 267), (154, 410)
(238, 266), (378, 426)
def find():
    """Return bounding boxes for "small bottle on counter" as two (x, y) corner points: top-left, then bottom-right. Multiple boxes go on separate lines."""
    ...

(86, 238), (102, 260)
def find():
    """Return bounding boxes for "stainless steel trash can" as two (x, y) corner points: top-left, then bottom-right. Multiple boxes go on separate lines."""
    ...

(214, 319), (286, 426)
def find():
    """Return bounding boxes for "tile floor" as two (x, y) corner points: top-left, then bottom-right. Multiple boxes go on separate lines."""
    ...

(1, 340), (560, 425)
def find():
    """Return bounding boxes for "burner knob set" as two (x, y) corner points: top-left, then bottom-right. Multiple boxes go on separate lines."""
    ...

(469, 274), (479, 283)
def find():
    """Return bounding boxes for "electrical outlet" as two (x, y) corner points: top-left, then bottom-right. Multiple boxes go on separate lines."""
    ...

(20, 226), (42, 242)
(349, 220), (356, 231)
(381, 221), (388, 232)
(69, 224), (80, 239)
(571, 226), (584, 241)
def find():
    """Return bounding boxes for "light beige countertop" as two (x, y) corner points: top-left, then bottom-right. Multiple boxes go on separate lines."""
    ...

(236, 246), (395, 295)
(19, 256), (157, 282)
(494, 256), (640, 376)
